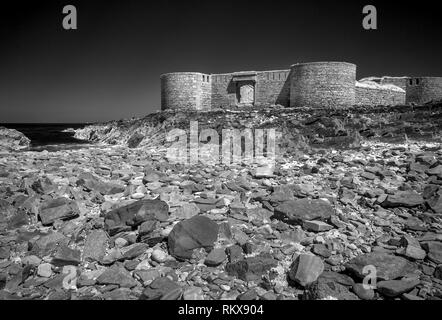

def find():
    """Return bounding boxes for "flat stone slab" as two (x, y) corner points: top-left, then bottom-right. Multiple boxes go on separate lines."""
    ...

(226, 253), (278, 282)
(96, 265), (138, 288)
(83, 229), (109, 262)
(345, 252), (417, 281)
(422, 241), (442, 264)
(377, 279), (420, 297)
(39, 198), (80, 226)
(105, 199), (169, 233)
(381, 191), (424, 208)
(303, 220), (334, 232)
(274, 198), (334, 225)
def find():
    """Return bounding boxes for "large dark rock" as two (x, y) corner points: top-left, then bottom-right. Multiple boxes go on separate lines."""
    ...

(381, 191), (424, 208)
(76, 172), (125, 195)
(225, 252), (277, 282)
(205, 248), (227, 267)
(376, 279), (420, 297)
(39, 198), (80, 226)
(345, 252), (416, 281)
(120, 243), (148, 260)
(51, 245), (81, 267)
(273, 198), (334, 224)
(421, 241), (442, 264)
(289, 254), (324, 287)
(269, 185), (296, 203)
(319, 271), (355, 287)
(127, 132), (144, 148)
(31, 177), (56, 195)
(168, 215), (219, 260)
(304, 277), (359, 300)
(141, 277), (183, 300)
(32, 232), (68, 256)
(96, 265), (138, 288)
(104, 199), (169, 234)
(427, 195), (442, 213)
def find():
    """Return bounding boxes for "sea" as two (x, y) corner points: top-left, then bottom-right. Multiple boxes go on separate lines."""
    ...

(1, 123), (92, 152)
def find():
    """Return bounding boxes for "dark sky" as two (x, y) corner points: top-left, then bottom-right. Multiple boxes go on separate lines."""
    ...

(1, 0), (442, 123)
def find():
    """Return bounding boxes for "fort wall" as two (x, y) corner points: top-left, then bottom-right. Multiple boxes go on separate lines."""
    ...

(161, 73), (211, 110)
(380, 77), (408, 91)
(211, 73), (236, 108)
(355, 82), (406, 106)
(160, 63), (442, 110)
(210, 70), (291, 108)
(406, 77), (442, 104)
(255, 70), (291, 107)
(290, 62), (356, 108)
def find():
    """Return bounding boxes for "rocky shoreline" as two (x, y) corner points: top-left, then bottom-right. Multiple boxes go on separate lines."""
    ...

(0, 127), (31, 151)
(0, 105), (442, 300)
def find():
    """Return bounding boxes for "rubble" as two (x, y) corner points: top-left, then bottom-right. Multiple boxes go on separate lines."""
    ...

(1, 105), (442, 300)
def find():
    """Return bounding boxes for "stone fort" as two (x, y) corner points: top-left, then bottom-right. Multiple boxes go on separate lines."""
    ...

(160, 61), (442, 110)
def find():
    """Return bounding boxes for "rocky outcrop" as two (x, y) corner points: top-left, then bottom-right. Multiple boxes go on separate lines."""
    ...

(0, 127), (30, 151)
(71, 103), (442, 154)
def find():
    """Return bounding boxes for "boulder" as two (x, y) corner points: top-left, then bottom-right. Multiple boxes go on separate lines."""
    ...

(82, 230), (109, 262)
(226, 252), (278, 282)
(141, 277), (182, 300)
(289, 254), (324, 287)
(168, 215), (219, 260)
(39, 198), (80, 226)
(381, 191), (424, 208)
(76, 172), (125, 195)
(427, 195), (442, 214)
(304, 277), (359, 300)
(0, 127), (31, 151)
(51, 245), (81, 267)
(377, 279), (420, 298)
(96, 265), (138, 288)
(421, 241), (442, 264)
(104, 199), (169, 234)
(345, 252), (416, 281)
(127, 132), (144, 148)
(205, 248), (227, 266)
(274, 198), (334, 224)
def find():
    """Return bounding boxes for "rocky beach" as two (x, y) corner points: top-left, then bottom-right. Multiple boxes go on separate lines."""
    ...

(1, 103), (442, 301)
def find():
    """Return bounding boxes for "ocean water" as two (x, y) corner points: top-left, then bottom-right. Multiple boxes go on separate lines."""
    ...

(1, 123), (92, 151)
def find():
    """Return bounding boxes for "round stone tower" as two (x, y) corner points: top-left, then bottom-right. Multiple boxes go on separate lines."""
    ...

(161, 72), (212, 111)
(290, 62), (357, 108)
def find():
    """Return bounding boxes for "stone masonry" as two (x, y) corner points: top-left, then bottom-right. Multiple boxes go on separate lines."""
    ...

(160, 61), (442, 110)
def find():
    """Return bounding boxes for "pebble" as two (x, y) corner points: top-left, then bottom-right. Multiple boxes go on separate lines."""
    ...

(151, 249), (168, 263)
(37, 263), (53, 278)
